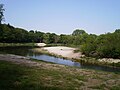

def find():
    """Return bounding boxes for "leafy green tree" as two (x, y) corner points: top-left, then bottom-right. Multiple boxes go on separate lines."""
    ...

(0, 4), (5, 24)
(81, 34), (97, 56)
(49, 33), (59, 43)
(43, 33), (50, 44)
(58, 34), (68, 44)
(72, 29), (86, 36)
(35, 31), (44, 43)
(72, 35), (82, 45)
(115, 29), (120, 33)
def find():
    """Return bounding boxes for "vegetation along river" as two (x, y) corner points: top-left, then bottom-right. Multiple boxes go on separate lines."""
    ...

(0, 46), (120, 73)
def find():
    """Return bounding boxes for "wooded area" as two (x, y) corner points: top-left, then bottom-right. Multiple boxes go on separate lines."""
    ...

(0, 24), (120, 59)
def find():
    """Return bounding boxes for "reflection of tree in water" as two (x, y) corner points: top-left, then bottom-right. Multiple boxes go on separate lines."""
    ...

(73, 62), (81, 67)
(0, 47), (33, 56)
(29, 49), (43, 57)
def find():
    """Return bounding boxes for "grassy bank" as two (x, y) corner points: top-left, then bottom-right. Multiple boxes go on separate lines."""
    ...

(0, 59), (120, 90)
(0, 43), (37, 47)
(79, 57), (120, 68)
(45, 43), (65, 47)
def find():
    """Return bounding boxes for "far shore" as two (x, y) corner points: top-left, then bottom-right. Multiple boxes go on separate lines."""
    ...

(35, 44), (120, 64)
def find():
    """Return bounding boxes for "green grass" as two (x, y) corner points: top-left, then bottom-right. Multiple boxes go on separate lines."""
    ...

(0, 61), (64, 90)
(0, 59), (120, 90)
(111, 85), (120, 90)
(45, 43), (65, 47)
(0, 60), (83, 90)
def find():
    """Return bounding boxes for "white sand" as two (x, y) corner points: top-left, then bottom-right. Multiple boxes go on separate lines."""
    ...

(36, 43), (46, 47)
(98, 58), (120, 63)
(43, 46), (83, 59)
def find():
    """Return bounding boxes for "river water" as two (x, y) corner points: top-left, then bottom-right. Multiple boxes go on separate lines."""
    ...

(0, 46), (119, 72)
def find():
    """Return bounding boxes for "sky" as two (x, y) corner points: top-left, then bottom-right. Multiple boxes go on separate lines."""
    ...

(1, 0), (120, 35)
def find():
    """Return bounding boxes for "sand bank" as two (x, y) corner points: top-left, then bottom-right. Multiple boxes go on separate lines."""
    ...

(98, 58), (120, 63)
(36, 43), (46, 47)
(42, 46), (83, 59)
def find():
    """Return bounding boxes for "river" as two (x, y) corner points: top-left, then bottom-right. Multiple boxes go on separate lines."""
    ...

(0, 46), (119, 72)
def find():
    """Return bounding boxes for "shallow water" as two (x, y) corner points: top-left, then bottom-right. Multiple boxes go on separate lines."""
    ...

(0, 46), (120, 72)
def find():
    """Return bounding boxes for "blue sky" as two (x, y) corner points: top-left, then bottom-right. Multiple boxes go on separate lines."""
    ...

(1, 0), (120, 34)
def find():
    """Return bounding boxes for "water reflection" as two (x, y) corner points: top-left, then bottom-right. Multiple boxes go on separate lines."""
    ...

(0, 46), (120, 73)
(30, 54), (81, 67)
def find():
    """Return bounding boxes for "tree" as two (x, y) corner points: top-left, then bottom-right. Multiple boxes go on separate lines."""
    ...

(72, 29), (86, 36)
(49, 33), (58, 43)
(115, 29), (120, 33)
(0, 4), (5, 24)
(58, 34), (67, 44)
(35, 31), (44, 43)
(43, 33), (50, 44)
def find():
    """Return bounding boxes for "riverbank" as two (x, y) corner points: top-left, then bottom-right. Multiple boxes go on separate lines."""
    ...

(32, 46), (120, 68)
(0, 54), (120, 90)
(35, 46), (120, 63)
(0, 43), (36, 47)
